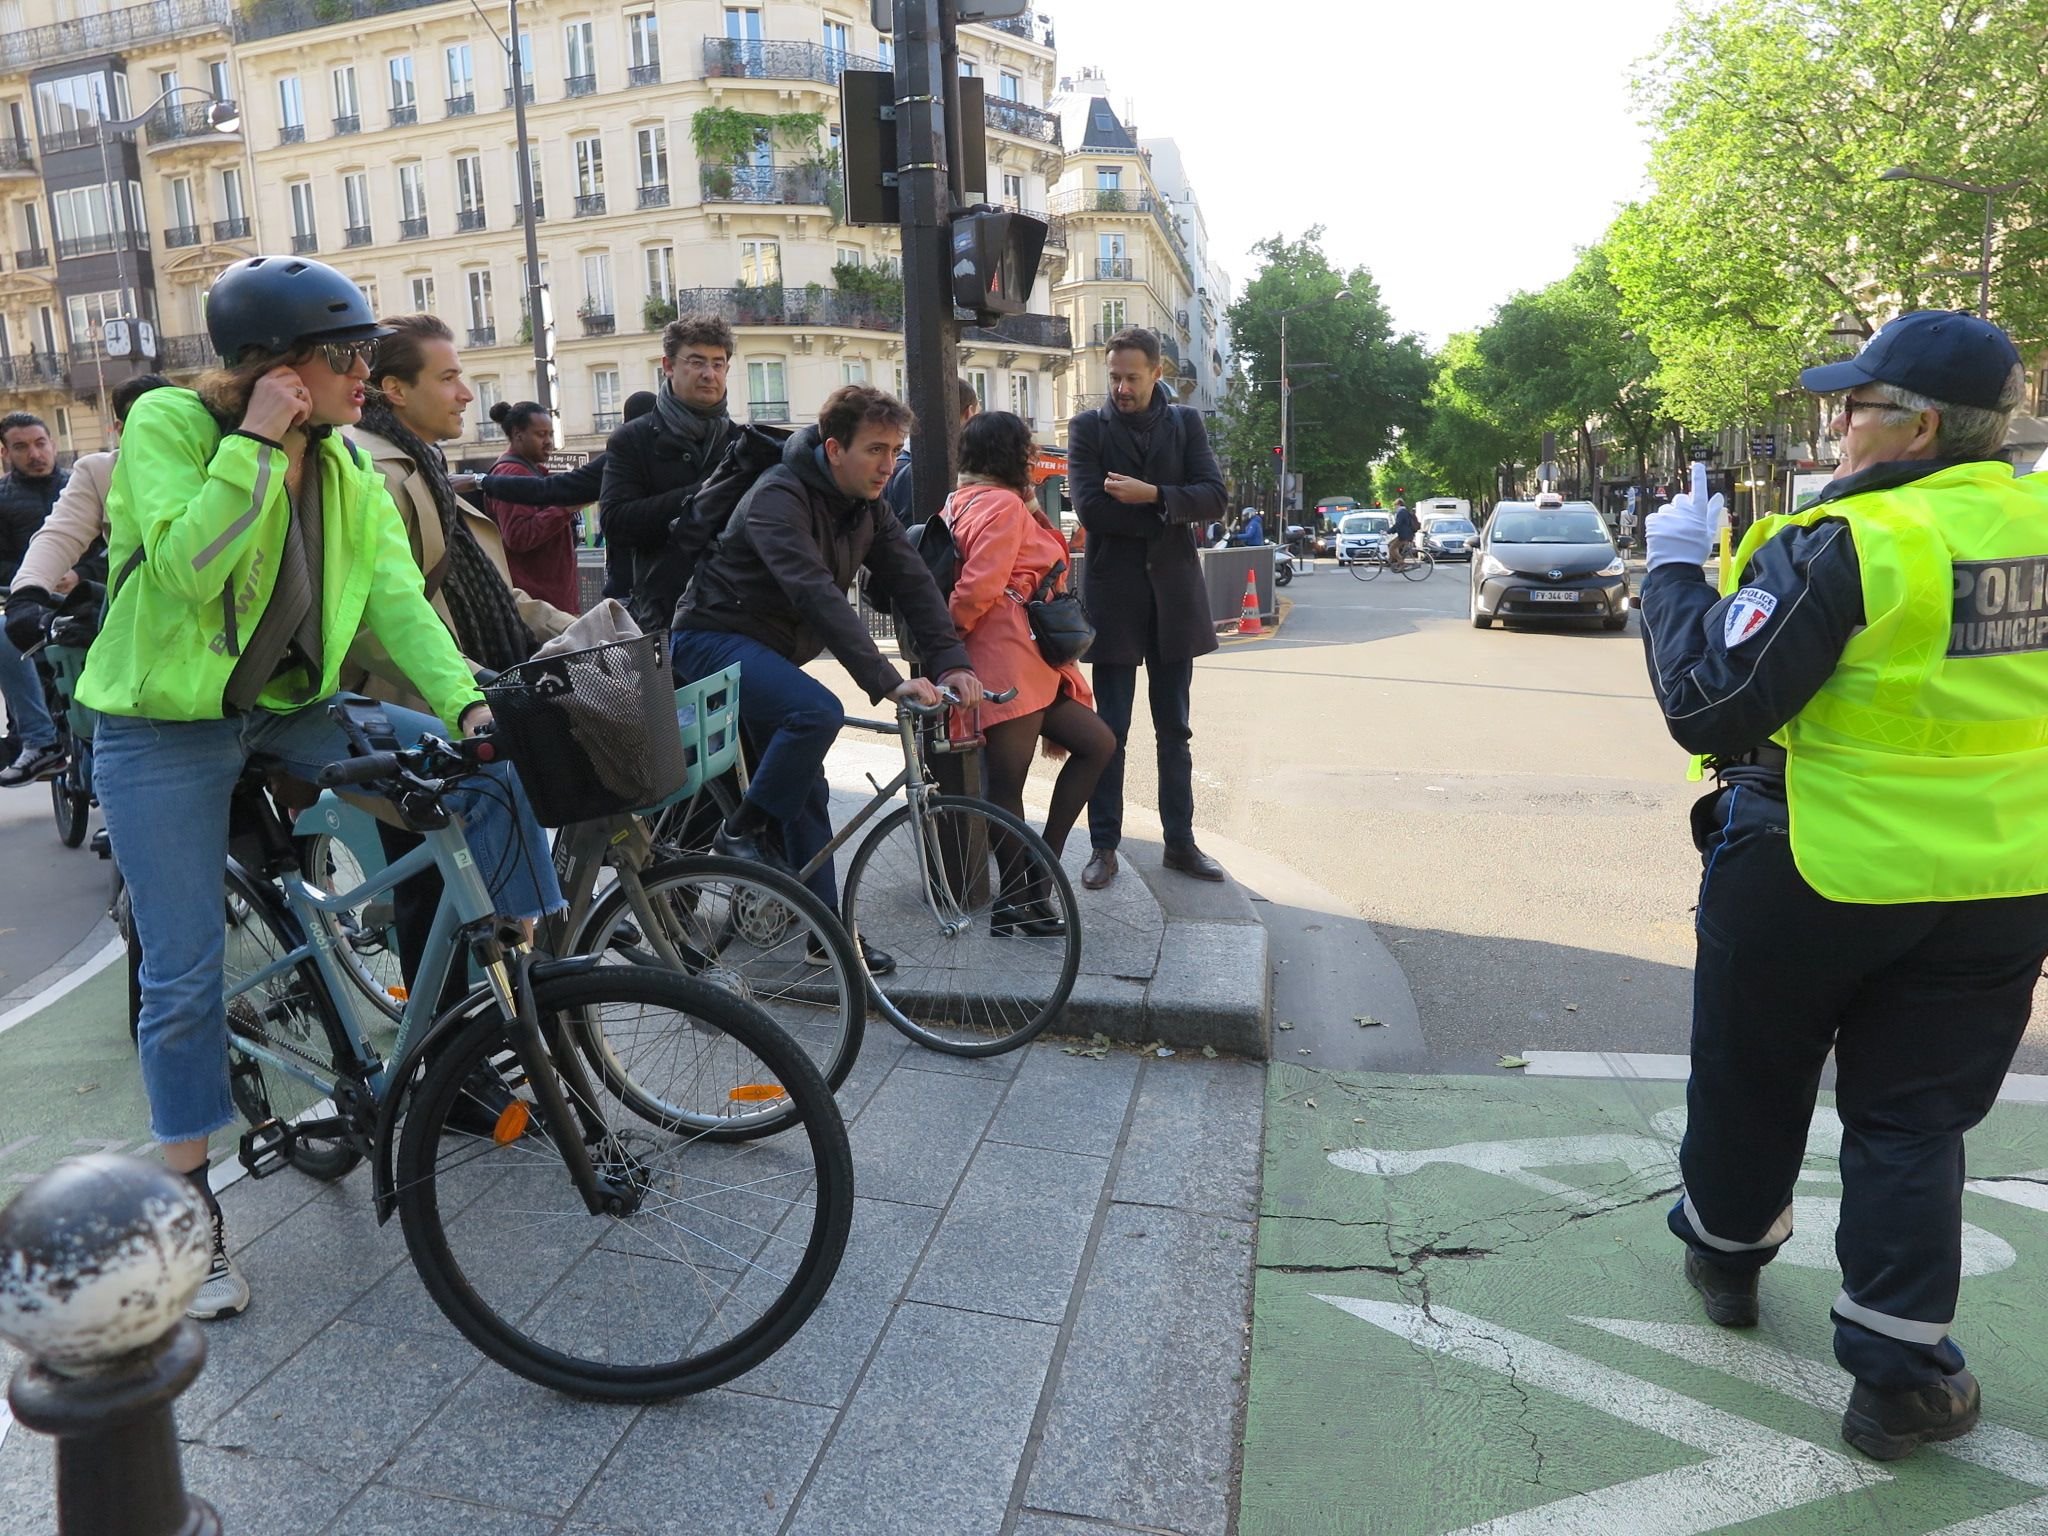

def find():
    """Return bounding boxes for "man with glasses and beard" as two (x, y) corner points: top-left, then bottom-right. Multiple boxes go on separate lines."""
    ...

(1639, 311), (2048, 1463)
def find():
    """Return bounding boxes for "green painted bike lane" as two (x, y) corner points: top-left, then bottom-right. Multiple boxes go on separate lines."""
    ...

(1240, 1066), (2048, 1535)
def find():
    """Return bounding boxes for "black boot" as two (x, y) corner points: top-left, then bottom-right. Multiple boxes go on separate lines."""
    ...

(1684, 1250), (1760, 1327)
(992, 872), (1066, 938)
(1842, 1369), (1981, 1461)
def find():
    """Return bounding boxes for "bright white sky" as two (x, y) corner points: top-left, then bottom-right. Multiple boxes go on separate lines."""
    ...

(1044, 0), (1692, 345)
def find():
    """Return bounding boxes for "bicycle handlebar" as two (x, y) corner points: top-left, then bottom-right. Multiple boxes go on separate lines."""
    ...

(315, 734), (499, 793)
(316, 751), (406, 788)
(898, 685), (1020, 719)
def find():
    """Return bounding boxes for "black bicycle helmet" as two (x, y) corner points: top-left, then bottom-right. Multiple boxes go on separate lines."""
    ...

(206, 255), (390, 364)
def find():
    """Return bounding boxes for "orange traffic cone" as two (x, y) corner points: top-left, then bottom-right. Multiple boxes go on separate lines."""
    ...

(1237, 568), (1264, 636)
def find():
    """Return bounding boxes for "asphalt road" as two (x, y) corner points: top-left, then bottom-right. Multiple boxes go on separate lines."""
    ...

(1129, 556), (2048, 1075)
(0, 767), (111, 1001)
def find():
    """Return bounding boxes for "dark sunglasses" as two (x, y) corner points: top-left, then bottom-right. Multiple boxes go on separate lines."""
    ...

(318, 337), (380, 373)
(1840, 396), (1914, 425)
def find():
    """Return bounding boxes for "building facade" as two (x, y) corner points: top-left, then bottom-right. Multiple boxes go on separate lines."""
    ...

(0, 0), (1079, 458)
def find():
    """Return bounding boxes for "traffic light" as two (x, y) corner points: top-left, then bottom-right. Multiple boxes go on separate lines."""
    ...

(950, 204), (1047, 322)
(1272, 445), (1282, 457)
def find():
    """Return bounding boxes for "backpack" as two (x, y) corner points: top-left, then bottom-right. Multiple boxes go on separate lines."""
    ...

(861, 501), (959, 619)
(635, 423), (787, 633)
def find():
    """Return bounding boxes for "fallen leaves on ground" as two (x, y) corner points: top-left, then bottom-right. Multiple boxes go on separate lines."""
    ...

(1496, 1054), (1530, 1070)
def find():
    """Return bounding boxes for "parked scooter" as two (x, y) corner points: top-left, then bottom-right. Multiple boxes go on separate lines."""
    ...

(1274, 546), (1296, 587)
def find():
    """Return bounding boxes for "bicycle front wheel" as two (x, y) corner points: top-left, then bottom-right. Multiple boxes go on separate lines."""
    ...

(842, 796), (1080, 1055)
(1351, 557), (1382, 581)
(395, 968), (853, 1401)
(1399, 552), (1436, 581)
(299, 832), (404, 1023)
(572, 854), (864, 1128)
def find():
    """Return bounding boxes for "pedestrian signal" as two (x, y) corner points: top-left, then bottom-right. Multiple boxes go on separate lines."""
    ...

(950, 205), (1047, 322)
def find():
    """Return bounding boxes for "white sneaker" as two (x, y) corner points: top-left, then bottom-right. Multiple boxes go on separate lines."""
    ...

(187, 1206), (251, 1320)
(0, 741), (66, 787)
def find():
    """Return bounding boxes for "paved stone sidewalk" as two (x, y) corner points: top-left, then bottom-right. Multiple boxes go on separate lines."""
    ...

(0, 1032), (1261, 1535)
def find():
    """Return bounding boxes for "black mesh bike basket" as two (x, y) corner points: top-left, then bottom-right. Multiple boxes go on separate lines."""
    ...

(481, 634), (687, 826)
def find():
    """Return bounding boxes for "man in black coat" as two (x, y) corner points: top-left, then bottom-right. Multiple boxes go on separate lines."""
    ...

(1068, 328), (1228, 889)
(0, 411), (73, 785)
(600, 315), (738, 612)
(673, 385), (982, 952)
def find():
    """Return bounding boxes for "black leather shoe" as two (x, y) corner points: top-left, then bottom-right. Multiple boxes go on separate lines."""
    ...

(1162, 842), (1226, 882)
(855, 938), (894, 977)
(1082, 849), (1118, 890)
(992, 898), (1068, 938)
(713, 824), (797, 879)
(1684, 1250), (1760, 1327)
(1842, 1369), (1981, 1461)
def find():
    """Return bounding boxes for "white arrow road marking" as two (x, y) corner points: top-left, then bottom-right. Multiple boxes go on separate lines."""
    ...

(1328, 1134), (1680, 1216)
(1316, 1295), (1886, 1534)
(1966, 1172), (2048, 1215)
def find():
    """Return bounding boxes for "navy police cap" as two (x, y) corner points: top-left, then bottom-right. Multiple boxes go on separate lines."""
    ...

(1801, 310), (2023, 412)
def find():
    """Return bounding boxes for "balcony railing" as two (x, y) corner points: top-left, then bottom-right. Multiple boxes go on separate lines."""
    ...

(457, 207), (486, 231)
(592, 410), (622, 433)
(56, 230), (145, 260)
(974, 10), (1051, 44)
(565, 73), (597, 97)
(40, 126), (106, 154)
(1092, 258), (1134, 281)
(389, 103), (418, 128)
(144, 101), (239, 146)
(6, 0), (229, 72)
(160, 333), (213, 371)
(237, 0), (452, 43)
(446, 93), (476, 117)
(962, 312), (1071, 350)
(477, 420), (506, 442)
(748, 399), (791, 423)
(291, 231), (318, 254)
(504, 83), (534, 108)
(0, 139), (32, 173)
(212, 216), (250, 240)
(669, 285), (905, 333)
(279, 123), (305, 144)
(0, 354), (69, 390)
(163, 223), (202, 248)
(637, 183), (670, 209)
(700, 36), (886, 87)
(468, 325), (497, 347)
(345, 223), (372, 246)
(985, 97), (1060, 146)
(699, 163), (831, 206)
(399, 216), (427, 239)
(574, 192), (607, 217)
(14, 246), (49, 268)
(628, 62), (661, 87)
(332, 113), (360, 136)
(579, 310), (616, 336)
(512, 201), (544, 223)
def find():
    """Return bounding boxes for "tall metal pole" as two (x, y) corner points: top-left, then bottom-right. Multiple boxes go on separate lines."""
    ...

(508, 0), (550, 414)
(1978, 189), (1995, 320)
(896, 0), (957, 526)
(91, 104), (120, 447)
(1277, 312), (1289, 521)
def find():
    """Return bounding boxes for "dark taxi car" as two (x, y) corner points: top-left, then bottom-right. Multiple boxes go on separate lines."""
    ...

(1468, 500), (1629, 631)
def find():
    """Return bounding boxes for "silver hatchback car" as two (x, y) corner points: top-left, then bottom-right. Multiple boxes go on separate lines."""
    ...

(1469, 501), (1630, 630)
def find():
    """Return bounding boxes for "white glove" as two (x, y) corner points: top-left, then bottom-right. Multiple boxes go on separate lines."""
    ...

(1644, 491), (1727, 571)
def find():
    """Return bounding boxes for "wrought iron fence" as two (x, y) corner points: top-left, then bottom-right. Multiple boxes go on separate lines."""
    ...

(700, 36), (885, 87)
(8, 0), (228, 71)
(237, 0), (447, 43)
(144, 101), (234, 145)
(211, 216), (249, 240)
(390, 103), (418, 127)
(580, 310), (616, 336)
(1093, 257), (1134, 281)
(628, 63), (661, 87)
(699, 164), (831, 206)
(399, 216), (427, 239)
(749, 398), (791, 423)
(332, 113), (360, 136)
(503, 83), (533, 108)
(592, 410), (622, 433)
(669, 285), (904, 332)
(14, 247), (49, 268)
(637, 183), (670, 209)
(565, 74), (596, 97)
(445, 93), (475, 117)
(0, 139), (31, 172)
(457, 207), (486, 231)
(962, 312), (1071, 349)
(345, 223), (372, 246)
(468, 325), (497, 347)
(575, 191), (607, 217)
(279, 123), (305, 144)
(163, 223), (201, 248)
(985, 97), (1060, 146)
(290, 231), (318, 253)
(160, 333), (212, 370)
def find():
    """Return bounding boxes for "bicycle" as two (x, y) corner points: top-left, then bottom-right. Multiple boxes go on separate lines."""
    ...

(31, 612), (97, 849)
(217, 702), (853, 1400)
(1350, 543), (1436, 582)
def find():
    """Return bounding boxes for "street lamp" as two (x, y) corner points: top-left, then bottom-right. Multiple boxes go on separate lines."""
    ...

(1278, 286), (1349, 520)
(84, 82), (239, 442)
(1878, 166), (2031, 320)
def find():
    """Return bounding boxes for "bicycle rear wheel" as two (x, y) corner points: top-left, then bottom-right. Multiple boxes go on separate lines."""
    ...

(1399, 552), (1436, 581)
(1351, 557), (1382, 581)
(572, 854), (863, 1130)
(221, 866), (364, 1181)
(394, 968), (853, 1401)
(51, 769), (89, 848)
(841, 795), (1080, 1056)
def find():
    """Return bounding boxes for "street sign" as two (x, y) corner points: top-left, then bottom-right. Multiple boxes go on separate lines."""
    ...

(840, 70), (898, 226)
(1750, 434), (1778, 461)
(1283, 472), (1302, 512)
(1536, 460), (1560, 484)
(545, 451), (588, 472)
(1690, 443), (1714, 462)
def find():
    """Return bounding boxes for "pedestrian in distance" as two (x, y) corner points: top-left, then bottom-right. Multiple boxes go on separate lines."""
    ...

(1067, 326), (1229, 889)
(1639, 309), (2048, 1462)
(884, 375), (979, 527)
(0, 410), (81, 785)
(941, 409), (1117, 933)
(671, 384), (984, 956)
(479, 399), (580, 613)
(600, 316), (739, 616)
(75, 255), (561, 1323)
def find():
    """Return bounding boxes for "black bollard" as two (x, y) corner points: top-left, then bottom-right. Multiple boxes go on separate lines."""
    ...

(0, 1153), (223, 1536)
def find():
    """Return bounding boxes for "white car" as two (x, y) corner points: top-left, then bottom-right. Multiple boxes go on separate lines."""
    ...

(1335, 510), (1393, 565)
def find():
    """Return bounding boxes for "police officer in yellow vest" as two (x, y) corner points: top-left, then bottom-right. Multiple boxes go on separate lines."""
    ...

(1640, 310), (2047, 1463)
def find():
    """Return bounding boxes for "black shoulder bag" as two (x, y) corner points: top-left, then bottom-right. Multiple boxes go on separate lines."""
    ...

(1024, 558), (1094, 665)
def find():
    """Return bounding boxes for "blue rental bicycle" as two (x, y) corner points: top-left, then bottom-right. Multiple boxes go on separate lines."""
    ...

(217, 700), (853, 1401)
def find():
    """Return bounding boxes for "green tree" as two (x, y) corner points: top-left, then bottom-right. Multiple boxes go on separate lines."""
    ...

(1411, 332), (1523, 505)
(1609, 0), (2048, 428)
(1225, 228), (1431, 510)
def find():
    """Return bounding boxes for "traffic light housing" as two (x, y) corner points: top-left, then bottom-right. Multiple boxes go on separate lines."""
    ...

(950, 204), (1047, 322)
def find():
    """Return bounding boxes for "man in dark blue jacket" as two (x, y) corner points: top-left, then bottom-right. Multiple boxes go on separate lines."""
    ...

(882, 376), (979, 527)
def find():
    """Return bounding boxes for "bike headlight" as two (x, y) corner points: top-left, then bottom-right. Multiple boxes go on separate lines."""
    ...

(1479, 554), (1511, 579)
(1597, 557), (1626, 577)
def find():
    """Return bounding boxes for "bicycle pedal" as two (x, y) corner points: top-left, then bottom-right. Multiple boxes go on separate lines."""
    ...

(238, 1117), (294, 1179)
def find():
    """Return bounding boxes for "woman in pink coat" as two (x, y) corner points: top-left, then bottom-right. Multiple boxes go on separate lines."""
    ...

(945, 411), (1116, 932)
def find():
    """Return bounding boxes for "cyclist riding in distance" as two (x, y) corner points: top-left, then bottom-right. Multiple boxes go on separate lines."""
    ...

(75, 255), (563, 1322)
(1388, 497), (1420, 566)
(671, 384), (983, 969)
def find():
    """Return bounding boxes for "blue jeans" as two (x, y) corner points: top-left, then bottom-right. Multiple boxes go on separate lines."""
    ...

(671, 629), (843, 909)
(95, 698), (564, 1145)
(0, 624), (56, 749)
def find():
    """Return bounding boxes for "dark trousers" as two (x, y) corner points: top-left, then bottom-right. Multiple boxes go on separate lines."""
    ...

(672, 628), (843, 908)
(1673, 781), (2048, 1389)
(1087, 649), (1195, 851)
